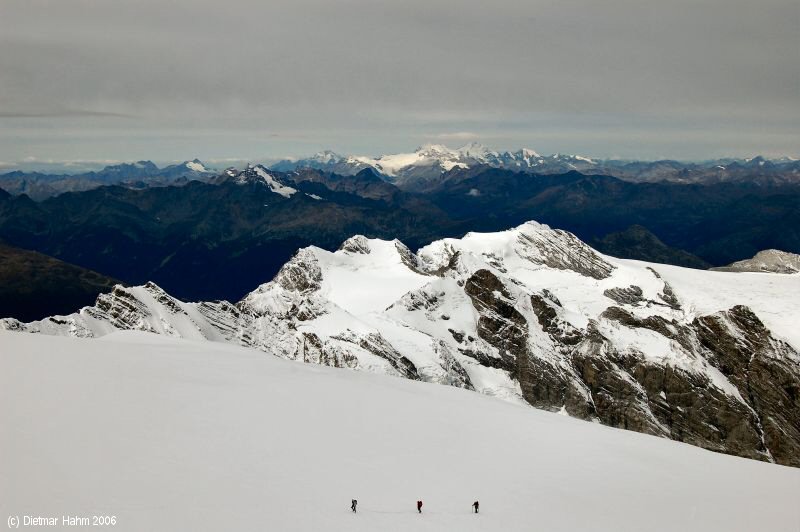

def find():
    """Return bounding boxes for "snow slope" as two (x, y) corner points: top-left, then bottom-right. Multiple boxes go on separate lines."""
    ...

(648, 261), (800, 348)
(1, 331), (798, 532)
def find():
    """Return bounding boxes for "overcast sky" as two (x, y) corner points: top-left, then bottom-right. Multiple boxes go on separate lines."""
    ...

(1, 0), (798, 169)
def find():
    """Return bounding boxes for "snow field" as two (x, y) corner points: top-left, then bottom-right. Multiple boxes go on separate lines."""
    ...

(2, 331), (798, 532)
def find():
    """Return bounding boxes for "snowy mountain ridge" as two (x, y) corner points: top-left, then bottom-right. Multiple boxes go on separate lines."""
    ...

(217, 163), (299, 197)
(3, 221), (799, 465)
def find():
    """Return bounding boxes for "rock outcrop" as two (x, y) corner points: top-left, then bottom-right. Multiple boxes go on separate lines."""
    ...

(711, 249), (800, 274)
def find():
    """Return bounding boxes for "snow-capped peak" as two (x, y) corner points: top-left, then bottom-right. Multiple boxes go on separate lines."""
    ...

(231, 165), (297, 197)
(185, 159), (209, 172)
(518, 148), (541, 159)
(252, 166), (297, 197)
(415, 143), (456, 156)
(456, 142), (496, 161)
(310, 150), (346, 164)
(365, 145), (465, 177)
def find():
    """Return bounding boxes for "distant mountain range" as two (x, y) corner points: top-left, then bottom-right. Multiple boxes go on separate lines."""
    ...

(0, 159), (214, 200)
(271, 143), (800, 191)
(2, 145), (799, 200)
(271, 143), (607, 191)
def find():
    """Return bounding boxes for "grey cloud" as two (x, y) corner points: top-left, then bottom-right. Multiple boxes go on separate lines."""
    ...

(0, 109), (133, 118)
(430, 132), (482, 142)
(0, 0), (797, 162)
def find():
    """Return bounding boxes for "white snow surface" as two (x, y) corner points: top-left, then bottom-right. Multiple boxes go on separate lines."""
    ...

(1, 331), (798, 532)
(315, 240), (428, 315)
(647, 260), (800, 349)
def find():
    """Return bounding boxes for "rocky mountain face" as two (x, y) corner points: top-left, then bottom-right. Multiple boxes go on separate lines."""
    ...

(3, 221), (799, 466)
(711, 249), (800, 274)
